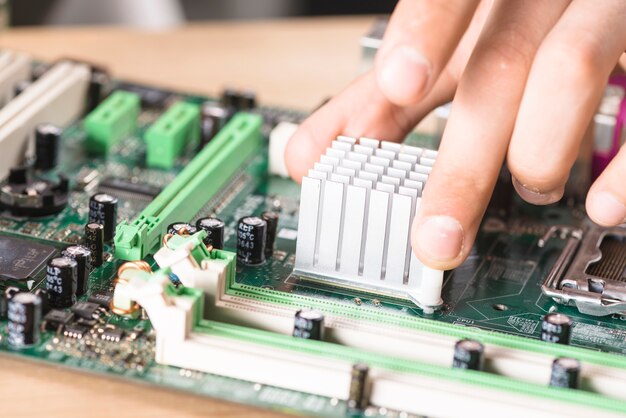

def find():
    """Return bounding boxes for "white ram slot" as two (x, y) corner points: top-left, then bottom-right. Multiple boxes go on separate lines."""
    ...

(384, 193), (412, 284)
(0, 61), (90, 179)
(294, 177), (322, 270)
(338, 184), (367, 276)
(316, 180), (345, 271)
(0, 51), (31, 108)
(362, 189), (390, 281)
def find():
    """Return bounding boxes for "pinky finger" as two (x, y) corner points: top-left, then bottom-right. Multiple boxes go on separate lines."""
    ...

(587, 145), (626, 226)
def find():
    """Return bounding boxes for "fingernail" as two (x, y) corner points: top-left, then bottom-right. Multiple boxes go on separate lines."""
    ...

(378, 45), (431, 104)
(512, 177), (563, 205)
(414, 216), (464, 262)
(588, 191), (626, 226)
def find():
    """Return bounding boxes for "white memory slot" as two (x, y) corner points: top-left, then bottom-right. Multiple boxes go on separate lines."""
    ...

(0, 50), (31, 108)
(0, 61), (90, 179)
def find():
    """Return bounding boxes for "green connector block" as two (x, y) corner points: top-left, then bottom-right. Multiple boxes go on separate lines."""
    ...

(84, 90), (140, 154)
(145, 101), (200, 169)
(114, 112), (263, 260)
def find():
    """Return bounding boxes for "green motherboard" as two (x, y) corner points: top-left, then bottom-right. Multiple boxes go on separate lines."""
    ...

(1, 73), (626, 418)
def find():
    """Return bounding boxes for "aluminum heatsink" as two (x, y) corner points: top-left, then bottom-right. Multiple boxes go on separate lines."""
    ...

(294, 136), (444, 311)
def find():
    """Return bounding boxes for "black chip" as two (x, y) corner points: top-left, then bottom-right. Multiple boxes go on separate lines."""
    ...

(43, 309), (75, 332)
(101, 327), (125, 342)
(70, 301), (100, 319)
(63, 323), (90, 339)
(99, 177), (162, 199)
(0, 235), (56, 281)
(88, 291), (113, 309)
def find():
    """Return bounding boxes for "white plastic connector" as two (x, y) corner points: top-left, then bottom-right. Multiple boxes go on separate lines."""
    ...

(0, 50), (31, 108)
(295, 136), (444, 310)
(0, 61), (90, 179)
(268, 121), (298, 177)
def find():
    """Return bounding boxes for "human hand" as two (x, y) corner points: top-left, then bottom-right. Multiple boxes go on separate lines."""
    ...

(285, 0), (626, 270)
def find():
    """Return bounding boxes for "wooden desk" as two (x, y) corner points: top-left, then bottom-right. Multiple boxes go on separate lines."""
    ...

(0, 17), (373, 418)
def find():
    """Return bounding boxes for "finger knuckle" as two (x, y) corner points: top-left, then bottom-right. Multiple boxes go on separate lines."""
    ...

(476, 26), (536, 74)
(542, 32), (602, 87)
(507, 156), (566, 191)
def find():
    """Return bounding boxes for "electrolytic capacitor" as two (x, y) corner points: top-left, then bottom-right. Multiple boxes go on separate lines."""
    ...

(541, 313), (572, 345)
(549, 357), (581, 389)
(238, 91), (257, 110)
(221, 88), (240, 109)
(167, 222), (197, 236)
(195, 217), (225, 249)
(7, 292), (42, 348)
(293, 309), (325, 341)
(237, 216), (267, 265)
(452, 339), (485, 371)
(33, 288), (50, 315)
(62, 245), (92, 296)
(261, 211), (279, 258)
(0, 287), (20, 320)
(46, 257), (78, 309)
(200, 102), (231, 146)
(85, 223), (104, 267)
(347, 363), (370, 412)
(34, 123), (62, 170)
(88, 193), (118, 242)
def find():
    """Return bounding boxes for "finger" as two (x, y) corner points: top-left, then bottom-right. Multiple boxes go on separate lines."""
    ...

(508, 0), (626, 205)
(375, 0), (480, 106)
(411, 0), (569, 270)
(285, 69), (456, 182)
(587, 145), (626, 226)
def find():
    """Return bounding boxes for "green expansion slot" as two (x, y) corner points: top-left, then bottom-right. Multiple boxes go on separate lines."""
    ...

(145, 101), (201, 169)
(84, 90), (141, 154)
(114, 112), (262, 260)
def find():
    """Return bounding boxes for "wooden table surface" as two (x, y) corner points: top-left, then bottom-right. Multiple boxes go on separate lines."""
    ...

(0, 17), (373, 418)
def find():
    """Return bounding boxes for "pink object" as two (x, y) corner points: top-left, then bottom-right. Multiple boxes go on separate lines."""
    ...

(592, 75), (626, 180)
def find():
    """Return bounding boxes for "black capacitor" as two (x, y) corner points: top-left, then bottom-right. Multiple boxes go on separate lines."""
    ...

(293, 309), (325, 341)
(195, 217), (225, 249)
(62, 245), (92, 296)
(85, 222), (104, 267)
(200, 102), (231, 146)
(541, 313), (572, 345)
(0, 287), (20, 320)
(34, 123), (62, 170)
(237, 216), (267, 265)
(452, 339), (485, 371)
(46, 257), (78, 309)
(238, 91), (257, 110)
(221, 88), (240, 109)
(34, 288), (50, 315)
(347, 363), (370, 411)
(7, 292), (42, 348)
(167, 222), (197, 236)
(549, 357), (581, 389)
(261, 211), (279, 258)
(88, 193), (118, 242)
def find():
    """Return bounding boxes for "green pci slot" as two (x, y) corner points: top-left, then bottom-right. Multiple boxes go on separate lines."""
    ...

(145, 101), (200, 169)
(84, 90), (141, 154)
(114, 112), (263, 260)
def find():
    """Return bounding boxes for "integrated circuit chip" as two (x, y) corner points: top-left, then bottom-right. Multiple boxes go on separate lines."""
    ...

(0, 235), (56, 281)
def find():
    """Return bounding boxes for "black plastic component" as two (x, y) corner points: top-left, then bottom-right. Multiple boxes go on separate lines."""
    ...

(0, 235), (55, 281)
(45, 257), (78, 309)
(237, 216), (267, 265)
(549, 357), (581, 389)
(261, 211), (279, 258)
(63, 323), (90, 339)
(541, 313), (572, 345)
(85, 223), (104, 267)
(101, 326), (124, 342)
(88, 67), (110, 112)
(221, 88), (257, 111)
(7, 292), (42, 347)
(114, 81), (173, 108)
(70, 301), (100, 320)
(0, 287), (20, 319)
(0, 167), (69, 217)
(88, 290), (113, 309)
(88, 193), (118, 242)
(42, 309), (74, 332)
(167, 222), (197, 236)
(99, 177), (162, 199)
(61, 245), (92, 296)
(293, 309), (325, 341)
(34, 288), (51, 315)
(347, 363), (370, 412)
(200, 102), (232, 147)
(195, 217), (225, 249)
(452, 339), (485, 371)
(34, 123), (62, 170)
